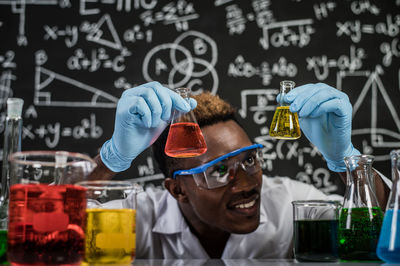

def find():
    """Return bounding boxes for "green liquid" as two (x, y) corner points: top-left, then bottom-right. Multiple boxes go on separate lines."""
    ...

(338, 207), (383, 261)
(294, 220), (339, 262)
(0, 230), (7, 264)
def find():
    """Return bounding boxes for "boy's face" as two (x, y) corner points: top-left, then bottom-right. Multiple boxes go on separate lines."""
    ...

(171, 120), (262, 234)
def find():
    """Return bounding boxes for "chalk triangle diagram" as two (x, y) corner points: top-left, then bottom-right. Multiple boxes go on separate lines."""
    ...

(34, 66), (118, 108)
(339, 69), (400, 147)
(86, 14), (122, 50)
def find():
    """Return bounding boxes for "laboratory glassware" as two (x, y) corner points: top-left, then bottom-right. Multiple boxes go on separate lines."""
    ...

(1, 98), (23, 207)
(376, 149), (400, 263)
(7, 151), (96, 265)
(165, 87), (207, 158)
(0, 98), (23, 264)
(338, 154), (383, 261)
(269, 80), (301, 139)
(292, 200), (340, 262)
(78, 180), (139, 265)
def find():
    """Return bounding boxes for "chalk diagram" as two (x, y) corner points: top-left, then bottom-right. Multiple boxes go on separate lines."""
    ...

(34, 52), (118, 108)
(337, 66), (400, 161)
(142, 31), (219, 95)
(86, 14), (124, 51)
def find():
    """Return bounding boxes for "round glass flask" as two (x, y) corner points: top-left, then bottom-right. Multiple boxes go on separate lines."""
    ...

(269, 80), (301, 139)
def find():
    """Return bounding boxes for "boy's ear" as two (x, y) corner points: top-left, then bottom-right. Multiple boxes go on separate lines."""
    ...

(165, 177), (189, 203)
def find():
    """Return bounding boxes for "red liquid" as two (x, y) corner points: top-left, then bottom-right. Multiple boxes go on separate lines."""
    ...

(7, 184), (87, 265)
(165, 122), (207, 158)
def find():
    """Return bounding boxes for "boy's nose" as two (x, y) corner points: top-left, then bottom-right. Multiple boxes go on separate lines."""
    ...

(230, 167), (258, 192)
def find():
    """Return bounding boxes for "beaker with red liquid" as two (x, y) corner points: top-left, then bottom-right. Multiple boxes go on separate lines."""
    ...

(165, 88), (207, 158)
(7, 151), (96, 266)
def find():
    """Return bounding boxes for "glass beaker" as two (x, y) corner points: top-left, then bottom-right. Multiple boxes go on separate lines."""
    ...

(338, 154), (383, 261)
(292, 200), (340, 262)
(376, 149), (400, 263)
(164, 87), (207, 158)
(77, 180), (139, 265)
(269, 80), (301, 140)
(7, 151), (96, 266)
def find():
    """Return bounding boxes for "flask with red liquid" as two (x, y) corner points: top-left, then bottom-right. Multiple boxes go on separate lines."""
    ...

(165, 88), (207, 158)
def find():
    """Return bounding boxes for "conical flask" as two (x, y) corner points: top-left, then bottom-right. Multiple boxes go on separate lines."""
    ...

(164, 87), (207, 158)
(338, 155), (384, 261)
(376, 149), (400, 263)
(269, 80), (301, 139)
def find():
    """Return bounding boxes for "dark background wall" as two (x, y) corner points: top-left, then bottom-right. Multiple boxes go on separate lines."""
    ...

(1, 0), (399, 194)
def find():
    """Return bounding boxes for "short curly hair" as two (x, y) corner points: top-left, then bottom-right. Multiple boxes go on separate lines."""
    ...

(152, 91), (238, 178)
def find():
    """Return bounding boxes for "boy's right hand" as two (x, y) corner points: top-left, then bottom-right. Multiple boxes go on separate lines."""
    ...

(100, 82), (197, 172)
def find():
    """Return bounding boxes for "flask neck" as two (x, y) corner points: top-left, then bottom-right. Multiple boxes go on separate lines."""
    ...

(387, 150), (400, 210)
(279, 81), (295, 106)
(174, 87), (190, 101)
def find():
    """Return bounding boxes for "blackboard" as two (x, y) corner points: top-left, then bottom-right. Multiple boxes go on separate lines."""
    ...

(0, 0), (399, 194)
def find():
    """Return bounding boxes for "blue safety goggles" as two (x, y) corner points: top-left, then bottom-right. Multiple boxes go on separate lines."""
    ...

(172, 144), (264, 189)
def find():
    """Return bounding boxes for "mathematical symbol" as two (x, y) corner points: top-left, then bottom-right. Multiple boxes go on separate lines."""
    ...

(336, 22), (351, 36)
(328, 59), (337, 67)
(35, 125), (47, 138)
(62, 127), (72, 137)
(362, 24), (374, 34)
(286, 142), (298, 159)
(155, 58), (168, 75)
(103, 60), (113, 68)
(23, 125), (35, 140)
(247, 13), (255, 21)
(288, 34), (300, 44)
(44, 25), (58, 40)
(155, 12), (164, 21)
(81, 59), (91, 68)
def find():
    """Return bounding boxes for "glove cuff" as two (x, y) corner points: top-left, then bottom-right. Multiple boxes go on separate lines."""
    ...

(326, 144), (361, 172)
(100, 139), (133, 172)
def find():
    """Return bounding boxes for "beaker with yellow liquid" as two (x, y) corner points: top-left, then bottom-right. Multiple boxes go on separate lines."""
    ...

(269, 80), (301, 139)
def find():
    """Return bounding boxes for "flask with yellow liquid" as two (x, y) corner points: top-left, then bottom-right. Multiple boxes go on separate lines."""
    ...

(269, 80), (301, 139)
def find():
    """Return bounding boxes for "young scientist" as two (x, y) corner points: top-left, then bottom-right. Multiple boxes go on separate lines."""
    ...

(92, 82), (390, 259)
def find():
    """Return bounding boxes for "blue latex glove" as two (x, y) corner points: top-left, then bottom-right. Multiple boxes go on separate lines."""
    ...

(280, 83), (360, 172)
(101, 82), (197, 172)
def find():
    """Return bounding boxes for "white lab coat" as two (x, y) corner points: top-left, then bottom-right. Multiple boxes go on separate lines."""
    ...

(135, 176), (344, 259)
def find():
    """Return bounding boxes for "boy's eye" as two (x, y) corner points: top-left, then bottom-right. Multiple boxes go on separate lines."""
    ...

(210, 164), (228, 177)
(243, 153), (256, 168)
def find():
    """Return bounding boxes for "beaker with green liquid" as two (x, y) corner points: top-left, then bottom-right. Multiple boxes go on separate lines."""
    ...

(338, 155), (383, 261)
(269, 80), (301, 140)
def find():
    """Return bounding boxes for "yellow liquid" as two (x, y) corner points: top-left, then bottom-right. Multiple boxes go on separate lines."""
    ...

(269, 106), (301, 139)
(84, 208), (136, 264)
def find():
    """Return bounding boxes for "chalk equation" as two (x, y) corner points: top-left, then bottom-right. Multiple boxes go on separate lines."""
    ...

(0, 0), (399, 194)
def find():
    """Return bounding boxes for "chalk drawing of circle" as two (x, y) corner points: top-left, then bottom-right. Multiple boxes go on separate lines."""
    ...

(171, 31), (217, 77)
(169, 58), (219, 95)
(142, 43), (194, 85)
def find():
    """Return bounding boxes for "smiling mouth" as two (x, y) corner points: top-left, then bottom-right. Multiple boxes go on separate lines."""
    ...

(228, 194), (260, 216)
(235, 199), (257, 209)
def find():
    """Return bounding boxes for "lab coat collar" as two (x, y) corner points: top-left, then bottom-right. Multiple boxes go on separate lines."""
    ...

(152, 191), (186, 234)
(152, 188), (268, 234)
